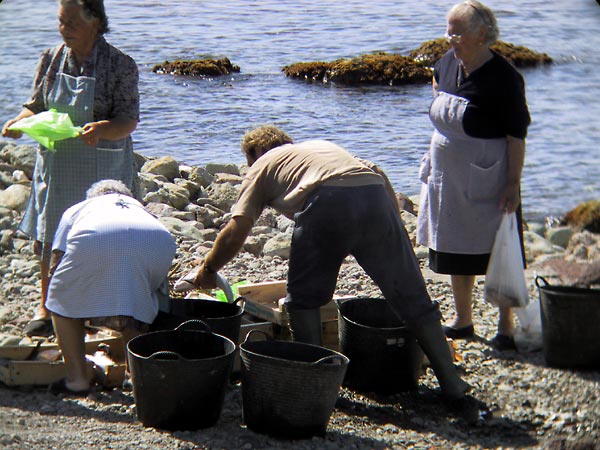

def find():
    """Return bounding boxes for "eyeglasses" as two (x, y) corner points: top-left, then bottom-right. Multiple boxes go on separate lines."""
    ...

(444, 33), (463, 44)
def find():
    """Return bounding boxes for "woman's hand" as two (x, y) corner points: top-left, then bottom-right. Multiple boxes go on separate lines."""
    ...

(1, 118), (24, 139)
(79, 121), (104, 146)
(80, 118), (138, 146)
(498, 181), (520, 213)
(2, 109), (35, 139)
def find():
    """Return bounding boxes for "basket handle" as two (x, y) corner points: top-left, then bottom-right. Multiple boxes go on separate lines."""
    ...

(314, 354), (346, 366)
(535, 275), (550, 288)
(242, 329), (271, 345)
(175, 319), (212, 333)
(148, 350), (182, 361)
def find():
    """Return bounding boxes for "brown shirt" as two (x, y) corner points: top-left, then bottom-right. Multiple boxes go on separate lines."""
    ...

(23, 36), (139, 122)
(231, 140), (385, 221)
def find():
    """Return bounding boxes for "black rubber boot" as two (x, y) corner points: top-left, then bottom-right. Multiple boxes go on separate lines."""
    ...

(409, 319), (470, 400)
(286, 306), (323, 346)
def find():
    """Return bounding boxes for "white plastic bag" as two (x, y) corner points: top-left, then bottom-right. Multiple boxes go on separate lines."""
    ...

(484, 212), (529, 308)
(513, 297), (543, 352)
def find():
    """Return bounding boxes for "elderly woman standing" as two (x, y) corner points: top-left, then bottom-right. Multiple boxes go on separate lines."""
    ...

(1, 0), (139, 337)
(417, 1), (530, 350)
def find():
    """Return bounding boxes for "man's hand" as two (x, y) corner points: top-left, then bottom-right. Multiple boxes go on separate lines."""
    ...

(193, 262), (218, 289)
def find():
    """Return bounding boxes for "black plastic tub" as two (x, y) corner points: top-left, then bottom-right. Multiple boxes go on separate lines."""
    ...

(240, 330), (348, 439)
(127, 321), (236, 430)
(151, 297), (243, 343)
(336, 297), (423, 394)
(536, 276), (600, 368)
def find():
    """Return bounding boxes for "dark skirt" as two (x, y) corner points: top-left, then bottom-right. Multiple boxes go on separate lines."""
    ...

(429, 250), (490, 275)
(428, 206), (527, 276)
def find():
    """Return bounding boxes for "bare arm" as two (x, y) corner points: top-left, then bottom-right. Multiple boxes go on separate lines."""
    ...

(79, 117), (138, 147)
(1, 108), (35, 139)
(49, 250), (65, 278)
(194, 215), (254, 289)
(498, 135), (526, 213)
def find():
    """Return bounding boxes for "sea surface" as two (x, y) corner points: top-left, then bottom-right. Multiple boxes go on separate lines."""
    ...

(1, 0), (599, 221)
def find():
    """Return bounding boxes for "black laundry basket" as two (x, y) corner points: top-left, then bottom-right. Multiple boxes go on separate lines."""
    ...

(127, 320), (236, 430)
(336, 297), (423, 394)
(536, 276), (600, 368)
(239, 330), (349, 439)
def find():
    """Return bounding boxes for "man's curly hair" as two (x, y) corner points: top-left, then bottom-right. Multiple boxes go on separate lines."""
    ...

(241, 125), (293, 160)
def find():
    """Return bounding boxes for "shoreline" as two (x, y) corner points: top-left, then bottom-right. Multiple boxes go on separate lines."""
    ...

(1, 141), (599, 449)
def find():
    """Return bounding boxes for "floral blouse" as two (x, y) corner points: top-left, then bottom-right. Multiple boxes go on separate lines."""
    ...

(23, 36), (139, 122)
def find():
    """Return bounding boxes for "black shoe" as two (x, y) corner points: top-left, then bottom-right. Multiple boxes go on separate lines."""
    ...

(490, 334), (516, 351)
(24, 319), (54, 337)
(443, 324), (474, 339)
(48, 378), (90, 397)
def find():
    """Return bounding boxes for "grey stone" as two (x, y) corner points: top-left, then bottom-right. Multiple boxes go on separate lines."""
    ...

(546, 226), (574, 249)
(243, 235), (267, 256)
(188, 166), (215, 188)
(205, 163), (240, 176)
(0, 143), (36, 179)
(0, 184), (30, 212)
(141, 156), (180, 181)
(214, 173), (244, 185)
(158, 216), (205, 241)
(161, 182), (190, 210)
(174, 177), (202, 199)
(262, 232), (291, 259)
(206, 183), (239, 212)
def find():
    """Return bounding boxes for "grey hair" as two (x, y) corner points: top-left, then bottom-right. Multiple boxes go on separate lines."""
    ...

(86, 179), (132, 199)
(448, 1), (499, 45)
(58, 0), (110, 35)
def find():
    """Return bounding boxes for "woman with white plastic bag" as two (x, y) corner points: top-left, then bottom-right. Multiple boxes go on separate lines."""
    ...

(416, 1), (531, 351)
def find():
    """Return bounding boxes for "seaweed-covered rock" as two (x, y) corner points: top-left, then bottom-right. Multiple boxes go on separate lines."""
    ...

(561, 200), (600, 233)
(409, 38), (553, 68)
(281, 61), (332, 82)
(283, 53), (432, 86)
(152, 57), (240, 77)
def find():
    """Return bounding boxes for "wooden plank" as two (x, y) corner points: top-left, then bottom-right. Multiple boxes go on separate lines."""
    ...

(0, 360), (66, 386)
(237, 280), (287, 303)
(0, 333), (124, 362)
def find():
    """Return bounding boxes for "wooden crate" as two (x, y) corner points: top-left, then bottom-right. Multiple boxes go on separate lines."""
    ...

(0, 329), (124, 362)
(0, 328), (125, 387)
(237, 281), (340, 351)
(0, 360), (67, 386)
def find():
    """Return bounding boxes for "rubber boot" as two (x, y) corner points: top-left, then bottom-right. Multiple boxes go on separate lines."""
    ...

(409, 319), (470, 400)
(286, 306), (323, 346)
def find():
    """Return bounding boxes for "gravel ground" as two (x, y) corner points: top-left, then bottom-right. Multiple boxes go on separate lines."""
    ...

(1, 238), (600, 450)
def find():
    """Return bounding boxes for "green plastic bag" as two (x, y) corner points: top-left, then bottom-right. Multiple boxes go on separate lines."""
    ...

(213, 280), (248, 303)
(8, 109), (83, 151)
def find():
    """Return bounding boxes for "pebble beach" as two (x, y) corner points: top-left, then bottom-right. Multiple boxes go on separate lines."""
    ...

(0, 141), (599, 449)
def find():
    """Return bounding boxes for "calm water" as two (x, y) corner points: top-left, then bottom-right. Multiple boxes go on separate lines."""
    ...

(1, 0), (599, 221)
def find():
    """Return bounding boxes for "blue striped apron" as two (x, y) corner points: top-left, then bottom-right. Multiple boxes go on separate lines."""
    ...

(20, 46), (134, 243)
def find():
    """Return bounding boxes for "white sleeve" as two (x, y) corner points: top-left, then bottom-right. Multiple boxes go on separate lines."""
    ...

(51, 203), (81, 252)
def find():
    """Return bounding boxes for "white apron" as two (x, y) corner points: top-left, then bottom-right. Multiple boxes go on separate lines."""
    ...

(19, 45), (133, 243)
(416, 91), (507, 254)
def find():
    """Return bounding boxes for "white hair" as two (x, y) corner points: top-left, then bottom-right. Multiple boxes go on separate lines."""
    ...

(448, 1), (499, 45)
(86, 179), (132, 199)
